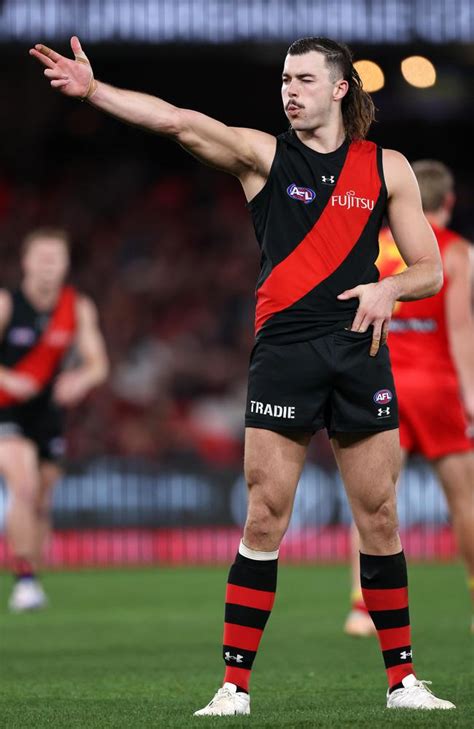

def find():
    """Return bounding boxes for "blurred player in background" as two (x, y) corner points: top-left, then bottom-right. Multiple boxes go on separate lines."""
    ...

(30, 36), (455, 713)
(345, 160), (474, 637)
(0, 228), (108, 611)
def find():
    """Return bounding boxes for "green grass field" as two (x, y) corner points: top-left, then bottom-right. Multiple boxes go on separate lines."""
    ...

(0, 563), (472, 728)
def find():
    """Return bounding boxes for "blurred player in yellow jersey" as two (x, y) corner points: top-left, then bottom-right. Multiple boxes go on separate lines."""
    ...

(345, 160), (474, 637)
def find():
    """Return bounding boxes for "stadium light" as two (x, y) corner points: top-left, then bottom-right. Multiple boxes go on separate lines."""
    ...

(401, 56), (437, 88)
(353, 60), (385, 93)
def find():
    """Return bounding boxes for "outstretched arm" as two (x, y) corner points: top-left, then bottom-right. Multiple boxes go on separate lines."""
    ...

(29, 37), (275, 194)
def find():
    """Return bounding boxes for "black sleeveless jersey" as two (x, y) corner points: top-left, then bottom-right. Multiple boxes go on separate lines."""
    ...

(248, 132), (387, 343)
(0, 289), (57, 399)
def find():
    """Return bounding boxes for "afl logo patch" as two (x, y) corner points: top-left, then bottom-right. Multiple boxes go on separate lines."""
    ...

(8, 327), (36, 346)
(373, 389), (393, 405)
(287, 183), (316, 204)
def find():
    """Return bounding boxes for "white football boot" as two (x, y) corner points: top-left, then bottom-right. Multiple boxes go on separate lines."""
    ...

(387, 674), (455, 710)
(9, 578), (48, 613)
(194, 682), (250, 716)
(344, 609), (377, 637)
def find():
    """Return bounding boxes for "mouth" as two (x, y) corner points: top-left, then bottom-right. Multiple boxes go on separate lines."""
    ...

(286, 104), (303, 115)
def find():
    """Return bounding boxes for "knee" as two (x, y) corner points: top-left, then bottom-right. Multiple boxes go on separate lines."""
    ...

(9, 482), (38, 509)
(245, 501), (287, 545)
(442, 464), (474, 513)
(358, 496), (399, 542)
(244, 468), (289, 546)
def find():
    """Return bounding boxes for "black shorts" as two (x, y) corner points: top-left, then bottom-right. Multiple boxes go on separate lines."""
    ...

(245, 328), (399, 438)
(0, 397), (65, 462)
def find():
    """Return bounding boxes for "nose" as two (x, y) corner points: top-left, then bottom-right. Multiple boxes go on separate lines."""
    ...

(287, 82), (298, 97)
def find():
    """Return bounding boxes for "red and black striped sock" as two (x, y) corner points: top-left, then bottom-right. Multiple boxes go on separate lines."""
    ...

(223, 540), (278, 693)
(361, 550), (415, 691)
(12, 555), (35, 581)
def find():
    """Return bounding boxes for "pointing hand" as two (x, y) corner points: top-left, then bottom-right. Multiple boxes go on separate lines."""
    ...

(29, 36), (96, 100)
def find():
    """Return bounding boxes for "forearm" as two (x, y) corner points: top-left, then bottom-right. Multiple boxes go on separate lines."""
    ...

(382, 259), (443, 302)
(88, 81), (181, 136)
(74, 358), (109, 391)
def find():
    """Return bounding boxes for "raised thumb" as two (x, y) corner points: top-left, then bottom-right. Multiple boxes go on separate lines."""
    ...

(71, 36), (89, 64)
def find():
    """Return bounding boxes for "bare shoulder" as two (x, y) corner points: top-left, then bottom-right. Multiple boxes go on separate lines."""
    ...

(75, 293), (99, 323)
(232, 128), (277, 174)
(382, 149), (416, 195)
(443, 237), (472, 275)
(382, 148), (411, 170)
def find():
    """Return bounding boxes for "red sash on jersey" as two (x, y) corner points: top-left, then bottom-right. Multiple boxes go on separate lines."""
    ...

(0, 286), (77, 406)
(255, 141), (381, 334)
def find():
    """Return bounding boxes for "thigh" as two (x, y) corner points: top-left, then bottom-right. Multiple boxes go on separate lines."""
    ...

(244, 426), (311, 516)
(433, 450), (474, 503)
(0, 435), (40, 494)
(331, 429), (402, 516)
(245, 339), (332, 433)
(330, 329), (399, 436)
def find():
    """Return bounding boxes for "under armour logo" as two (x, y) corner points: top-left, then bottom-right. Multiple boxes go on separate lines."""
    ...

(224, 651), (244, 663)
(400, 650), (412, 660)
(321, 175), (335, 184)
(377, 407), (391, 417)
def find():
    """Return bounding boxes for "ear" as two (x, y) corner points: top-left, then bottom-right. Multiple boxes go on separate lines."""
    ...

(444, 190), (456, 213)
(333, 79), (349, 101)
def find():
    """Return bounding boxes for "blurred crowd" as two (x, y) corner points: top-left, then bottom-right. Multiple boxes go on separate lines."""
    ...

(0, 161), (262, 465)
(1, 147), (473, 470)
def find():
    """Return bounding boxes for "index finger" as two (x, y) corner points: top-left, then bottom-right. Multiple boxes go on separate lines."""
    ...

(29, 47), (56, 69)
(36, 43), (61, 62)
(35, 43), (62, 62)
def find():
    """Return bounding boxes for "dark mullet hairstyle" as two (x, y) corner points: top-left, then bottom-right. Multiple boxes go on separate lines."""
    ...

(287, 37), (376, 140)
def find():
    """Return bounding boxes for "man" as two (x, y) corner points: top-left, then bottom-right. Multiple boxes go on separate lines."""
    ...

(0, 227), (108, 611)
(30, 36), (454, 712)
(344, 160), (474, 638)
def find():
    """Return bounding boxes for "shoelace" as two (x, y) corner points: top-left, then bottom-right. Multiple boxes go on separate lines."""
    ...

(209, 687), (234, 706)
(397, 680), (439, 706)
(410, 680), (433, 694)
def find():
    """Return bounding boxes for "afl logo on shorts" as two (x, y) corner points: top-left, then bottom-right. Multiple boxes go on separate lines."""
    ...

(287, 183), (316, 204)
(373, 389), (393, 405)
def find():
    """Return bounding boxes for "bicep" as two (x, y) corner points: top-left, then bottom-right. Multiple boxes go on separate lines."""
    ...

(383, 150), (440, 267)
(176, 109), (274, 177)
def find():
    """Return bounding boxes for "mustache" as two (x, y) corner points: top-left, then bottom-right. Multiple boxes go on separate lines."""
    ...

(286, 101), (304, 110)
